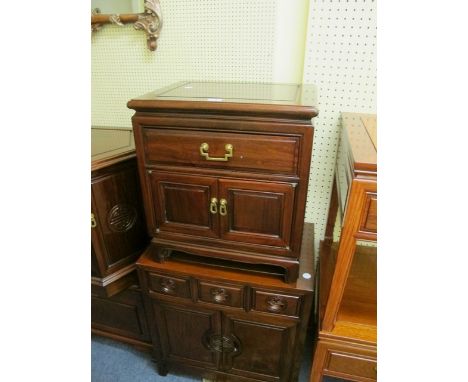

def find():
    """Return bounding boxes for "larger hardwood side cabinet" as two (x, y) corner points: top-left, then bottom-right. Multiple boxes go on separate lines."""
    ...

(91, 128), (151, 349)
(310, 113), (377, 382)
(137, 223), (315, 382)
(127, 82), (318, 282)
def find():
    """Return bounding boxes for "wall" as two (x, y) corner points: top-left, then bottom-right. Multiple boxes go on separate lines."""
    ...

(302, 0), (377, 254)
(91, 0), (377, 257)
(92, 0), (309, 128)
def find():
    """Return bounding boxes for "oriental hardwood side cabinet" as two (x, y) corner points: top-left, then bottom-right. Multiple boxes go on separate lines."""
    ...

(91, 128), (151, 349)
(136, 223), (315, 382)
(127, 82), (318, 282)
(310, 113), (377, 382)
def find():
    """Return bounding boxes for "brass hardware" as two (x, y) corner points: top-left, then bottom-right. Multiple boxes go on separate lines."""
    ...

(209, 198), (218, 214)
(203, 333), (240, 354)
(211, 288), (230, 303)
(91, 213), (97, 228)
(200, 143), (233, 162)
(219, 199), (228, 216)
(159, 278), (176, 294)
(266, 296), (287, 313)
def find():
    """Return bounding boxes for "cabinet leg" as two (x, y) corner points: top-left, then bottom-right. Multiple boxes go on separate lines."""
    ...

(284, 263), (299, 283)
(157, 362), (168, 376)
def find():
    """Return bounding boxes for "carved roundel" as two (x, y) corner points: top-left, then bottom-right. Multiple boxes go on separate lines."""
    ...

(107, 203), (137, 232)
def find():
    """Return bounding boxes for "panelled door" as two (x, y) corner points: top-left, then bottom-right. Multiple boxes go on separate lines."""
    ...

(148, 172), (295, 251)
(221, 310), (298, 381)
(148, 172), (219, 238)
(218, 179), (295, 250)
(91, 165), (148, 277)
(152, 301), (222, 370)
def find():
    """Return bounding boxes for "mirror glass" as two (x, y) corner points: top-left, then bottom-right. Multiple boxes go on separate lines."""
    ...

(91, 0), (144, 14)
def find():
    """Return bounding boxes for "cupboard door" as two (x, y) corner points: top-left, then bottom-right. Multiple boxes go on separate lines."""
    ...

(91, 164), (148, 277)
(152, 301), (222, 370)
(221, 311), (298, 381)
(148, 172), (219, 238)
(218, 179), (295, 250)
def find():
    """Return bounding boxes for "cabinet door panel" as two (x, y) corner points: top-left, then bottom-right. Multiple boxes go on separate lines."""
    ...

(91, 165), (148, 276)
(222, 311), (298, 381)
(219, 179), (295, 250)
(149, 172), (219, 238)
(152, 301), (221, 369)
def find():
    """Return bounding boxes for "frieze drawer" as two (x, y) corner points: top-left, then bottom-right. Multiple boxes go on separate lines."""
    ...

(147, 273), (192, 299)
(142, 128), (300, 175)
(197, 280), (245, 308)
(251, 289), (301, 317)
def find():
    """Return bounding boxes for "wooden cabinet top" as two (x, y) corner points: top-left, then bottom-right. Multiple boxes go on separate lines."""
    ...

(341, 112), (377, 176)
(127, 81), (318, 120)
(91, 127), (136, 171)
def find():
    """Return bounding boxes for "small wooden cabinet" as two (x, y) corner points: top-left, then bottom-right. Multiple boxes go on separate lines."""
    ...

(91, 128), (151, 349)
(137, 223), (315, 382)
(310, 114), (377, 382)
(128, 82), (318, 282)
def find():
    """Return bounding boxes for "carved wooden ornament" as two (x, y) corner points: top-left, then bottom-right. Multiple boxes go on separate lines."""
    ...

(91, 0), (163, 52)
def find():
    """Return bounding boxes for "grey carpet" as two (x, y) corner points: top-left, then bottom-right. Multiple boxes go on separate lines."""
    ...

(92, 330), (315, 382)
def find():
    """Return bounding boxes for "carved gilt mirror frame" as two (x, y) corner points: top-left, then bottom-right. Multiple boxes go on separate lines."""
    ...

(91, 0), (162, 51)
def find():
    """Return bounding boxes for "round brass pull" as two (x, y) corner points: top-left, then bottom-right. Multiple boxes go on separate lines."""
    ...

(266, 296), (287, 313)
(219, 199), (228, 216)
(211, 288), (230, 303)
(91, 213), (97, 228)
(159, 278), (176, 294)
(203, 333), (240, 354)
(200, 143), (233, 162)
(209, 198), (218, 214)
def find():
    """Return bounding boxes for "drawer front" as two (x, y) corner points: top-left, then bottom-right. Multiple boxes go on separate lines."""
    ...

(198, 280), (244, 308)
(252, 289), (301, 317)
(360, 192), (377, 235)
(148, 272), (191, 299)
(142, 128), (300, 175)
(326, 350), (377, 380)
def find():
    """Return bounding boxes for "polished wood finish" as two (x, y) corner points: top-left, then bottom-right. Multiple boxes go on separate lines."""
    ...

(137, 223), (315, 381)
(310, 113), (377, 382)
(91, 127), (151, 347)
(128, 82), (317, 282)
(143, 128), (301, 175)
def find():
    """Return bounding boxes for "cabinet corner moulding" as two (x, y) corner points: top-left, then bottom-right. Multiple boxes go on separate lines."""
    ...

(91, 0), (163, 52)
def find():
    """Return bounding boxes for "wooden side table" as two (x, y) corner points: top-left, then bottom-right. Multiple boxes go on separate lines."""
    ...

(310, 113), (377, 382)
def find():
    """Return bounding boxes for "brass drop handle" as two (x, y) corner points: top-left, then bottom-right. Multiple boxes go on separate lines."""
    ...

(91, 213), (97, 228)
(209, 198), (218, 214)
(200, 143), (233, 162)
(219, 199), (228, 216)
